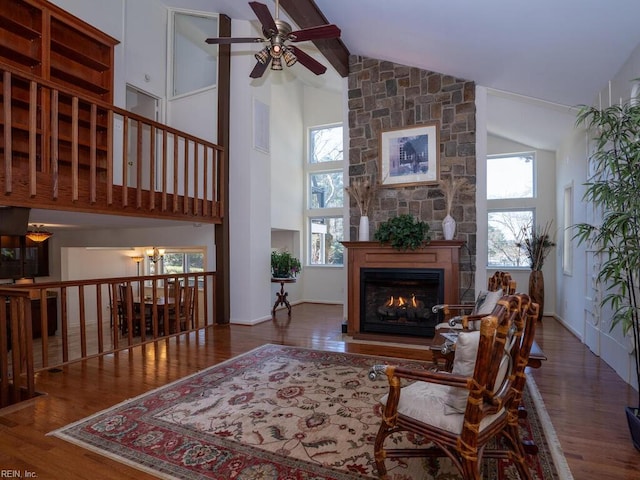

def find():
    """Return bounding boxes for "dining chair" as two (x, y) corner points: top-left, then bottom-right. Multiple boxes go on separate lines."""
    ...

(169, 285), (194, 333)
(117, 283), (146, 336)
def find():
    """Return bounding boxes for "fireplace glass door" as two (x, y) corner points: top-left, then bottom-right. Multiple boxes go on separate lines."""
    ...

(360, 268), (444, 338)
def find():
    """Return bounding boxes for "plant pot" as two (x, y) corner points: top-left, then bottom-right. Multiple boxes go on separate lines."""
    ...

(528, 270), (544, 322)
(626, 406), (640, 451)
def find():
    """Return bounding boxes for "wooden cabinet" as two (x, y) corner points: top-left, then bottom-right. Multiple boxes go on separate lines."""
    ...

(0, 0), (118, 173)
(0, 0), (117, 101)
(0, 1), (43, 76)
(0, 235), (49, 279)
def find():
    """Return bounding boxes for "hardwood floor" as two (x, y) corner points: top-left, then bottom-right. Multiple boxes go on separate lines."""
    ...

(0, 303), (637, 479)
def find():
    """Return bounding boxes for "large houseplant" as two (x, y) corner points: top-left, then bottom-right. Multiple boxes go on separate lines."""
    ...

(574, 98), (640, 450)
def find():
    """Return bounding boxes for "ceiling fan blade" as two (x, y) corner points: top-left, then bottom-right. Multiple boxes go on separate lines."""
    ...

(205, 37), (264, 45)
(250, 58), (271, 78)
(249, 1), (277, 35)
(288, 24), (341, 42)
(289, 46), (327, 75)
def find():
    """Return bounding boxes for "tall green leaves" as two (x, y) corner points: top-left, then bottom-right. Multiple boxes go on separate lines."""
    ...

(575, 99), (640, 408)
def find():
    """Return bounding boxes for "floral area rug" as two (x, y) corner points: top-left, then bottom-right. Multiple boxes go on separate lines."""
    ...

(49, 344), (565, 479)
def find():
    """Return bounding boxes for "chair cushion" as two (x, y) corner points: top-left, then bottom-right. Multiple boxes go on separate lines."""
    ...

(444, 330), (480, 414)
(474, 289), (502, 315)
(379, 381), (504, 434)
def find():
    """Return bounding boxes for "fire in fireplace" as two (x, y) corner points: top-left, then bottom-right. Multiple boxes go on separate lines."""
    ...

(360, 268), (444, 338)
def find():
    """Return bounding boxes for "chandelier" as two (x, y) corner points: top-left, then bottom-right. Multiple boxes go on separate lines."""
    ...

(146, 247), (165, 264)
(26, 224), (53, 243)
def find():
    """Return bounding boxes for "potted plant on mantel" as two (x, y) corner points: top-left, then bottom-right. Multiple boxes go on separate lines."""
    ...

(374, 214), (430, 251)
(574, 97), (640, 450)
(271, 250), (301, 279)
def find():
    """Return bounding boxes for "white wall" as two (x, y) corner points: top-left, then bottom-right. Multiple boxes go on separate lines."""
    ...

(124, 0), (168, 100)
(556, 41), (640, 390)
(485, 135), (557, 316)
(228, 19), (273, 324)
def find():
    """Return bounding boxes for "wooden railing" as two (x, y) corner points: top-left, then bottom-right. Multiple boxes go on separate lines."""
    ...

(0, 272), (216, 408)
(0, 62), (225, 223)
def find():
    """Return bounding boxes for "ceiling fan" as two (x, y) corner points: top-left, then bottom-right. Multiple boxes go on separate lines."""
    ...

(205, 0), (341, 78)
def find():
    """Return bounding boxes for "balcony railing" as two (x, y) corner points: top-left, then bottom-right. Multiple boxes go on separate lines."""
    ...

(0, 62), (225, 223)
(0, 272), (216, 408)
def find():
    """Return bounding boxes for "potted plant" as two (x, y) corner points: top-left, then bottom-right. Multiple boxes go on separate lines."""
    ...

(271, 250), (301, 279)
(374, 214), (430, 251)
(574, 98), (640, 450)
(515, 220), (556, 321)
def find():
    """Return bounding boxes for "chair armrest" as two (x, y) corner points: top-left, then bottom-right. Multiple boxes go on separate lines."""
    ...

(369, 364), (469, 389)
(432, 303), (475, 314)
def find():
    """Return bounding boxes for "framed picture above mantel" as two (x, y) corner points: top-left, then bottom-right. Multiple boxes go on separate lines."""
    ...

(379, 122), (440, 187)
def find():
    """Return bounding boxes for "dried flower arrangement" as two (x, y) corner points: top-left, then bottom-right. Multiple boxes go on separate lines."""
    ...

(440, 175), (472, 216)
(345, 176), (377, 216)
(516, 221), (556, 271)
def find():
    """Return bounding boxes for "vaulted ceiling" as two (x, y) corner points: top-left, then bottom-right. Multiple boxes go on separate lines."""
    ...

(164, 0), (640, 152)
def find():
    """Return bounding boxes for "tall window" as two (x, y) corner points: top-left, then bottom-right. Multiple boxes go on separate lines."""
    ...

(487, 153), (536, 267)
(170, 12), (218, 98)
(306, 125), (344, 266)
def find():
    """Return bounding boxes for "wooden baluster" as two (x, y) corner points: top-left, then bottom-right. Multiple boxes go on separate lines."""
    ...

(78, 285), (87, 358)
(193, 142), (199, 215)
(122, 115), (129, 207)
(203, 146), (209, 216)
(136, 119), (142, 208)
(149, 124), (156, 211)
(107, 110), (114, 205)
(183, 138), (189, 214)
(173, 134), (179, 212)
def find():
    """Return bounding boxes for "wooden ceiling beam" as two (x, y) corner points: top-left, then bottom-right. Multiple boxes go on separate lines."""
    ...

(279, 0), (350, 77)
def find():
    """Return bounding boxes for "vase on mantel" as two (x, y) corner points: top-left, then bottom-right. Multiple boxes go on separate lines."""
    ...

(359, 215), (370, 241)
(528, 270), (545, 321)
(442, 214), (456, 240)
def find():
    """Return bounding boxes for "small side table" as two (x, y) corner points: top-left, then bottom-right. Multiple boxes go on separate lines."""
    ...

(271, 277), (296, 316)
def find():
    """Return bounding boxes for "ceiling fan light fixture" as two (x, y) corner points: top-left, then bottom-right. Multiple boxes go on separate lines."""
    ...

(283, 47), (297, 67)
(271, 56), (283, 71)
(270, 39), (283, 58)
(255, 47), (270, 65)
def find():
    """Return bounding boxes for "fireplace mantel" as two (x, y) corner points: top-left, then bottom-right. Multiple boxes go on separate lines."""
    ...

(342, 241), (464, 337)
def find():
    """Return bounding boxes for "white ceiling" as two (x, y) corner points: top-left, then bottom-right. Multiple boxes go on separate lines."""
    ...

(166, 0), (640, 105)
(162, 0), (640, 151)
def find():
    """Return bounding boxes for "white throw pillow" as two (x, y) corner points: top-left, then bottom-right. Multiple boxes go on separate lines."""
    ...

(444, 330), (480, 414)
(474, 289), (502, 315)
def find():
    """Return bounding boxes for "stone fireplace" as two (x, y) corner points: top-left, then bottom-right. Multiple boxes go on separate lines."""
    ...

(346, 56), (477, 304)
(343, 241), (463, 343)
